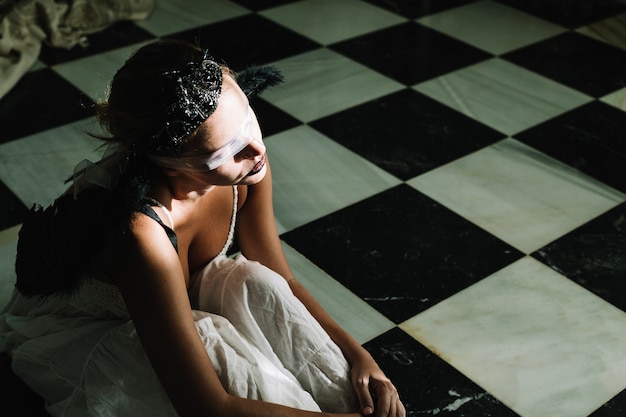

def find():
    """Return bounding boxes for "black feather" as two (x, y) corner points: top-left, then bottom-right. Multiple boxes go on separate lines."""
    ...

(236, 65), (284, 97)
(15, 190), (117, 296)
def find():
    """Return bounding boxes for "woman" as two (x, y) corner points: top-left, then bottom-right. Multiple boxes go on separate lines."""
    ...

(0, 38), (405, 417)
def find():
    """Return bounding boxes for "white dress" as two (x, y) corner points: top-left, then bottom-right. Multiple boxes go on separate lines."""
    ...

(0, 187), (357, 416)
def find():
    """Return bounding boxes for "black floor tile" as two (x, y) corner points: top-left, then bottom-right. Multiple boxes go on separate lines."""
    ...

(589, 389), (626, 417)
(0, 69), (94, 144)
(364, 327), (521, 416)
(39, 21), (154, 66)
(502, 32), (626, 97)
(0, 182), (29, 229)
(0, 352), (51, 417)
(250, 98), (302, 138)
(364, 0), (481, 19)
(496, 0), (626, 28)
(3, 1), (626, 415)
(281, 185), (523, 323)
(532, 202), (626, 312)
(168, 14), (321, 71)
(329, 21), (493, 86)
(229, 0), (301, 12)
(310, 89), (506, 180)
(514, 101), (626, 193)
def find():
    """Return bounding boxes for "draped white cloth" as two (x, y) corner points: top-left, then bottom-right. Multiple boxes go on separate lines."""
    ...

(0, 0), (155, 99)
(0, 254), (358, 416)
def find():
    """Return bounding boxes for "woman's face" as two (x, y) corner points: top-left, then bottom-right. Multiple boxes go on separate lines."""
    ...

(181, 74), (268, 187)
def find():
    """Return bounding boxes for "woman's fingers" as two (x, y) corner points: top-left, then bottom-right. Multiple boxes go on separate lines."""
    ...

(371, 378), (405, 417)
(354, 375), (375, 415)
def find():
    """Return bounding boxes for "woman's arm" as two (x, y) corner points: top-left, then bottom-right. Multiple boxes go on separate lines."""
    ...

(236, 161), (405, 417)
(110, 213), (360, 417)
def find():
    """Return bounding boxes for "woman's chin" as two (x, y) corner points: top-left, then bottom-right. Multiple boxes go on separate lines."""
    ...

(238, 164), (267, 184)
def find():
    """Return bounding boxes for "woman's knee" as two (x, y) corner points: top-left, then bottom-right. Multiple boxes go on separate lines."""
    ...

(229, 258), (290, 299)
(198, 255), (293, 315)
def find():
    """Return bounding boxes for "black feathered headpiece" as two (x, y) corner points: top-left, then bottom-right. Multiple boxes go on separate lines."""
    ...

(147, 53), (283, 155)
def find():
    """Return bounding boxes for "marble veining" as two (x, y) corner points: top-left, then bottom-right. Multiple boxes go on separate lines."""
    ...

(281, 184), (524, 324)
(577, 12), (626, 51)
(282, 242), (395, 344)
(417, 0), (567, 55)
(260, 0), (406, 45)
(309, 88), (506, 181)
(266, 125), (401, 234)
(414, 58), (592, 135)
(532, 202), (626, 312)
(401, 256), (626, 417)
(362, 327), (521, 416)
(408, 138), (626, 254)
(513, 100), (626, 194)
(262, 48), (404, 123)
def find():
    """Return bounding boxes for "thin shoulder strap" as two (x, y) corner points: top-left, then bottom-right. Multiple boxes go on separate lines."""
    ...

(137, 201), (179, 253)
(217, 185), (238, 256)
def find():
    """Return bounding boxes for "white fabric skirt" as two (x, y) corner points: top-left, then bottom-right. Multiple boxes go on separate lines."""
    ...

(1, 254), (357, 416)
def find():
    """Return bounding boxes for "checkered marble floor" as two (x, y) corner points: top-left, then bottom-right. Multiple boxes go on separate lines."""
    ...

(1, 0), (626, 416)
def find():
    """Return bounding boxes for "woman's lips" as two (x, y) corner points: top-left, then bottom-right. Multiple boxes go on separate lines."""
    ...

(247, 155), (266, 176)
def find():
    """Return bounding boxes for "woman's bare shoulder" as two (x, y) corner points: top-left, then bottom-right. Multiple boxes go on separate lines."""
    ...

(103, 212), (183, 286)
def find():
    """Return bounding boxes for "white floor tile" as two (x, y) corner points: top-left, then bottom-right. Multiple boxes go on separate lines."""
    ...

(578, 12), (626, 51)
(601, 86), (626, 111)
(263, 48), (404, 122)
(53, 44), (146, 101)
(417, 0), (566, 55)
(401, 257), (626, 417)
(0, 225), (19, 311)
(407, 138), (626, 254)
(260, 0), (406, 45)
(266, 125), (401, 234)
(0, 121), (104, 208)
(413, 58), (592, 135)
(136, 0), (249, 36)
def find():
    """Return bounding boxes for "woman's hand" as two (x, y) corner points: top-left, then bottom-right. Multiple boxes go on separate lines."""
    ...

(351, 358), (405, 417)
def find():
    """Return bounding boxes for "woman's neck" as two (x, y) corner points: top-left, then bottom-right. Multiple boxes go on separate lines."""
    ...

(152, 175), (217, 205)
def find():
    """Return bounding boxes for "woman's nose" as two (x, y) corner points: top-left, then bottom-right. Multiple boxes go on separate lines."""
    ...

(236, 137), (265, 160)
